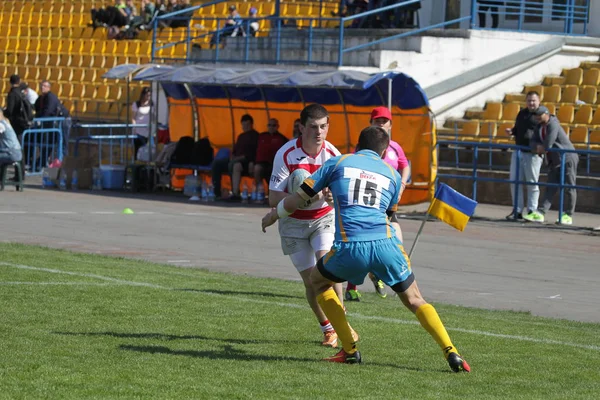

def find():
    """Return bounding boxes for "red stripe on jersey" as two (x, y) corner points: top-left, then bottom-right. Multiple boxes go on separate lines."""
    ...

(282, 145), (296, 172)
(325, 147), (337, 157)
(288, 164), (321, 174)
(291, 206), (333, 220)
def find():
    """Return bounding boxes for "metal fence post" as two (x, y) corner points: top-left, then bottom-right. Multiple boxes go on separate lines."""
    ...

(472, 145), (478, 201)
(470, 0), (477, 29)
(558, 152), (566, 223)
(514, 149), (521, 217)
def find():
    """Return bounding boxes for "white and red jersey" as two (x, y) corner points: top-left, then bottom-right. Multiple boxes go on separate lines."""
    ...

(269, 137), (341, 220)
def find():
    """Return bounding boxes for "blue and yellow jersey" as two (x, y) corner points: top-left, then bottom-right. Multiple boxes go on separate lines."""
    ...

(299, 149), (402, 242)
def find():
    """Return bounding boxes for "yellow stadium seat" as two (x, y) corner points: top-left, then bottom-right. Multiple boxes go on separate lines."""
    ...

(543, 85), (561, 103)
(564, 68), (583, 85)
(572, 105), (593, 126)
(582, 68), (600, 86)
(38, 67), (50, 81)
(569, 126), (588, 148)
(501, 102), (521, 121)
(581, 61), (600, 70)
(48, 68), (62, 83)
(482, 102), (503, 121)
(589, 109), (600, 128)
(83, 69), (97, 82)
(70, 68), (84, 82)
(560, 123), (570, 136)
(96, 86), (111, 101)
(560, 85), (579, 104)
(504, 93), (526, 103)
(27, 66), (40, 82)
(62, 83), (74, 99)
(104, 41), (118, 55)
(85, 84), (98, 100)
(545, 103), (557, 115)
(579, 86), (597, 105)
(16, 52), (29, 66)
(556, 105), (574, 124)
(479, 121), (497, 140)
(81, 27), (94, 39)
(457, 120), (480, 140)
(589, 130), (600, 149)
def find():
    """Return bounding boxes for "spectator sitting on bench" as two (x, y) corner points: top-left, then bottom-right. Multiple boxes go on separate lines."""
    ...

(254, 118), (288, 202)
(0, 109), (23, 181)
(212, 114), (259, 201)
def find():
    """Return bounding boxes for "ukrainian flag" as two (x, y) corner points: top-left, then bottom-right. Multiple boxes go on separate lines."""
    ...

(428, 183), (477, 231)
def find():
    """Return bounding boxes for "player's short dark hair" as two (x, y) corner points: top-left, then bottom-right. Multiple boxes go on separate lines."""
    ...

(9, 74), (20, 85)
(526, 91), (540, 99)
(357, 126), (390, 155)
(241, 114), (253, 124)
(300, 104), (329, 126)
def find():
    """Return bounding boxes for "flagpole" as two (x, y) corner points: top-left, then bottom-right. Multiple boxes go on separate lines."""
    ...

(408, 202), (434, 259)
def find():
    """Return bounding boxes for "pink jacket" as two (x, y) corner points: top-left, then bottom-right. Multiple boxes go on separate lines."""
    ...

(383, 140), (409, 171)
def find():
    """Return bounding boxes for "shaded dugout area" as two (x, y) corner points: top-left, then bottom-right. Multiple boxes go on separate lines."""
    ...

(105, 65), (437, 204)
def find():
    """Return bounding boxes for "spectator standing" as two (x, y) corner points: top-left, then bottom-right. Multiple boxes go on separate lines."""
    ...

(212, 114), (259, 201)
(34, 80), (71, 157)
(5, 75), (32, 141)
(253, 118), (288, 201)
(531, 106), (579, 225)
(477, 0), (502, 28)
(131, 87), (153, 158)
(505, 91), (543, 221)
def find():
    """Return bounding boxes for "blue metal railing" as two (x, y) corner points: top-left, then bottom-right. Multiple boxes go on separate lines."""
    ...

(21, 117), (66, 176)
(471, 0), (589, 34)
(437, 125), (600, 177)
(437, 140), (600, 223)
(151, 0), (589, 66)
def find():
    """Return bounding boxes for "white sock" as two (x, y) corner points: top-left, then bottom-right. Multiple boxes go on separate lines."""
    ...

(320, 322), (333, 333)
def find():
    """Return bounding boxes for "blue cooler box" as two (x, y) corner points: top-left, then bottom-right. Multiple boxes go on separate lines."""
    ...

(100, 165), (126, 189)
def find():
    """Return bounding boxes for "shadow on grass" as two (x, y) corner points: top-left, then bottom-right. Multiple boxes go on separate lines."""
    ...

(52, 331), (308, 345)
(173, 288), (303, 300)
(120, 344), (317, 363)
(119, 344), (447, 372)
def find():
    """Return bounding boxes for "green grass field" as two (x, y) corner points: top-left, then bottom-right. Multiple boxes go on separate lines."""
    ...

(1, 243), (599, 399)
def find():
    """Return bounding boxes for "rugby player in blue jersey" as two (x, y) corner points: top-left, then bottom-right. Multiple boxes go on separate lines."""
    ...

(261, 126), (470, 372)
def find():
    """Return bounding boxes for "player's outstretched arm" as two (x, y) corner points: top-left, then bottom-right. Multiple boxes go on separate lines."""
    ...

(261, 192), (310, 232)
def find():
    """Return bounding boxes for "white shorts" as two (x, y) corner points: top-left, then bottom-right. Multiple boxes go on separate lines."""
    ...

(278, 213), (335, 272)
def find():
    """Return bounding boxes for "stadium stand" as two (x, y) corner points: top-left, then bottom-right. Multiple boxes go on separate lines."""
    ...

(438, 61), (600, 150)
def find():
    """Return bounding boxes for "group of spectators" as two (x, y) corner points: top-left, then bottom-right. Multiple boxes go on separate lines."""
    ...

(332, 0), (421, 29)
(211, 114), (292, 201)
(91, 0), (193, 38)
(210, 5), (261, 48)
(0, 74), (71, 177)
(506, 91), (579, 225)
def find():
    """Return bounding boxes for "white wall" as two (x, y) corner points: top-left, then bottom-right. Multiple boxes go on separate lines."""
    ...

(378, 30), (554, 88)
(431, 50), (599, 123)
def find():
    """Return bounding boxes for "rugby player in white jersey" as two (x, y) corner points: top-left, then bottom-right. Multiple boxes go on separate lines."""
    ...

(268, 104), (357, 347)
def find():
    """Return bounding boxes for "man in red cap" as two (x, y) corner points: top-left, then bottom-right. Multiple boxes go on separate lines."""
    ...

(345, 106), (411, 301)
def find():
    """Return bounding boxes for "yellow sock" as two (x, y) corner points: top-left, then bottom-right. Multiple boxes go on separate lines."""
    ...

(317, 288), (357, 354)
(415, 303), (458, 358)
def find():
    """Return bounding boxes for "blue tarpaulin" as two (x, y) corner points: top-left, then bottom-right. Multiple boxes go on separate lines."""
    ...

(104, 64), (430, 110)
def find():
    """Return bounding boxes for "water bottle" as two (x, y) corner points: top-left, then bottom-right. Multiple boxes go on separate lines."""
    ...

(250, 182), (257, 202)
(241, 183), (249, 203)
(201, 181), (208, 202)
(207, 184), (215, 202)
(58, 170), (67, 190)
(42, 169), (52, 188)
(92, 168), (103, 190)
(257, 182), (265, 203)
(71, 170), (78, 191)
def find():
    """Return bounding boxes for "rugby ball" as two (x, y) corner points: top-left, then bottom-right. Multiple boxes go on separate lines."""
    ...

(287, 168), (311, 194)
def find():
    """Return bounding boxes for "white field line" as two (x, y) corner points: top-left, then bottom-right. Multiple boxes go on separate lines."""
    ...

(2, 261), (599, 352)
(0, 282), (117, 286)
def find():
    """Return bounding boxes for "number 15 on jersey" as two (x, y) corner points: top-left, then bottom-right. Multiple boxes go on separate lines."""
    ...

(343, 167), (390, 208)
